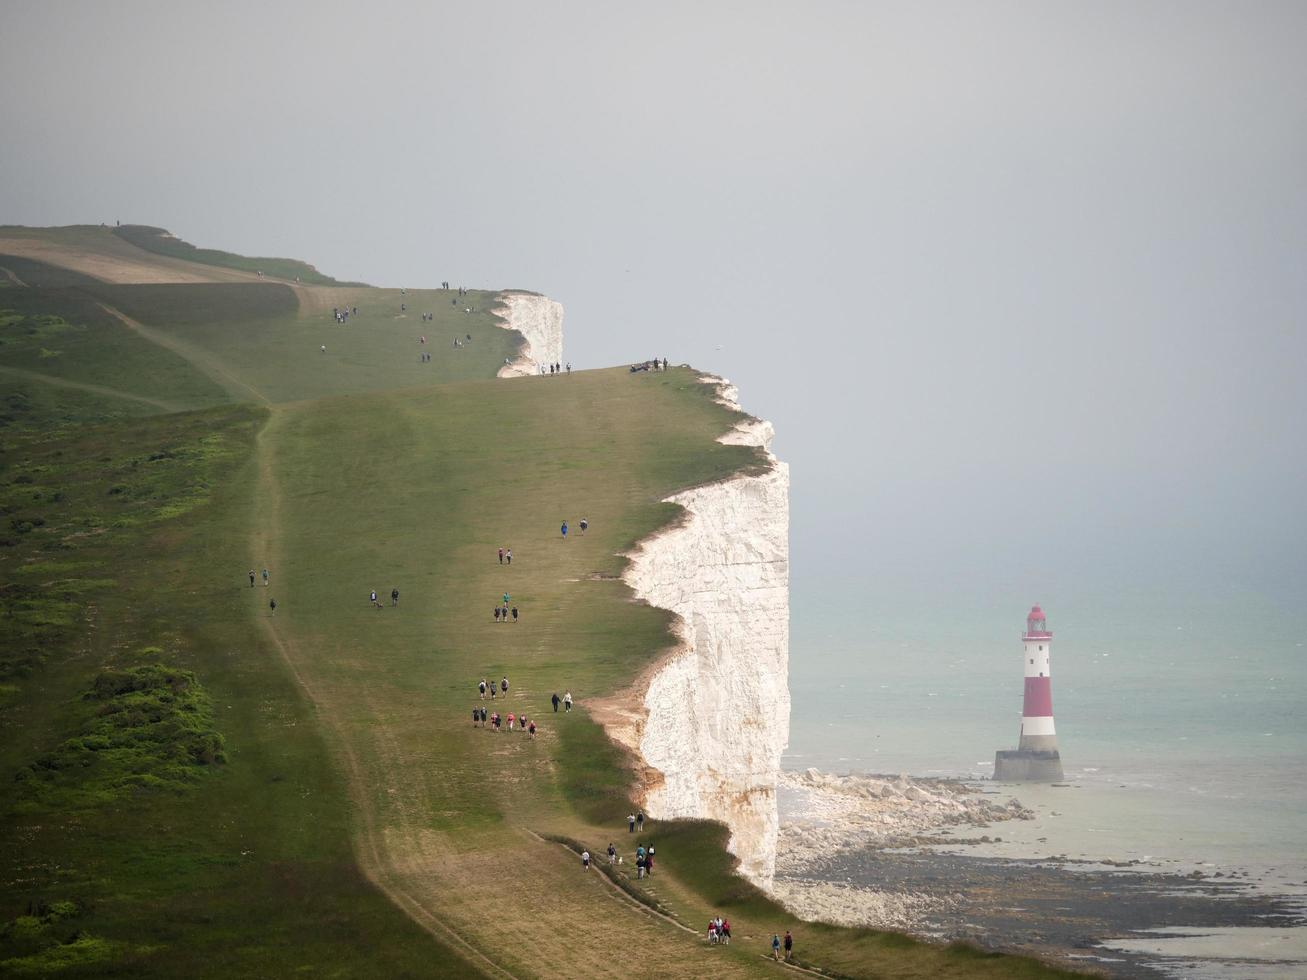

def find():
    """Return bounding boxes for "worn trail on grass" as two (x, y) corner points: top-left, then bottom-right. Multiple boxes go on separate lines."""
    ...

(249, 408), (517, 979)
(98, 302), (269, 405)
(247, 396), (767, 979)
(0, 363), (185, 412)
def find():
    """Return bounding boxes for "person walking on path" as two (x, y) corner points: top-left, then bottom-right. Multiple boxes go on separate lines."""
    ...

(262, 568), (269, 587)
(784, 930), (793, 961)
(552, 693), (560, 712)
(636, 810), (644, 831)
(580, 518), (588, 535)
(479, 679), (487, 699)
(494, 606), (500, 623)
(269, 598), (277, 615)
(249, 569), (256, 588)
(720, 917), (730, 944)
(480, 707), (488, 726)
(581, 850), (591, 870)
(391, 588), (399, 607)
(507, 712), (515, 731)
(771, 935), (782, 961)
(564, 691), (573, 712)
(636, 853), (645, 879)
(561, 521), (568, 539)
(370, 590), (379, 608)
(501, 676), (509, 695)
(490, 684), (497, 700)
(528, 720), (536, 739)
(628, 813), (636, 833)
(472, 707), (480, 727)
(607, 843), (616, 864)
(511, 606), (518, 623)
(506, 548), (512, 565)
(502, 592), (510, 606)
(498, 547), (504, 564)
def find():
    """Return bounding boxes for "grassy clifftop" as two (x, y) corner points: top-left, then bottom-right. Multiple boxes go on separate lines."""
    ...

(0, 229), (1081, 978)
(112, 225), (366, 286)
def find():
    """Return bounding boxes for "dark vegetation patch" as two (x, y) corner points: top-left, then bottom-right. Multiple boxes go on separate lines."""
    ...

(13, 664), (225, 812)
(0, 383), (150, 434)
(0, 405), (261, 688)
(0, 290), (230, 415)
(112, 225), (365, 286)
(0, 898), (150, 976)
(0, 399), (475, 976)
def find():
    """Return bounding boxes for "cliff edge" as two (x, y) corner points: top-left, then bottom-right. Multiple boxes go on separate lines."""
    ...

(596, 376), (790, 885)
(495, 290), (564, 376)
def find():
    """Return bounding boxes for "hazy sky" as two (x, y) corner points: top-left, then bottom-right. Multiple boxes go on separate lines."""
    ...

(4, 1), (1305, 637)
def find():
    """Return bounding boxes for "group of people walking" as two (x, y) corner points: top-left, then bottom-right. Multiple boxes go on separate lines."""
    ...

(473, 706), (536, 738)
(494, 591), (517, 622)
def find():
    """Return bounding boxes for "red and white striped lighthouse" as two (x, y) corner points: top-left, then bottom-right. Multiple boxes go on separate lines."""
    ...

(994, 604), (1065, 781)
(1018, 605), (1057, 753)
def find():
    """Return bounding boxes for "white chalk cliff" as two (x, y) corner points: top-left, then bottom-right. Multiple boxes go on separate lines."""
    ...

(494, 291), (564, 376)
(599, 377), (790, 885)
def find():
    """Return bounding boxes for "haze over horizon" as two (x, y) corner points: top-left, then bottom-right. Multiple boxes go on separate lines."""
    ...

(4, 1), (1305, 637)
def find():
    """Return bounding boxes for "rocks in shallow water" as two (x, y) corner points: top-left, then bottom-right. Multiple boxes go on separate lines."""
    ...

(769, 878), (956, 932)
(776, 769), (1035, 884)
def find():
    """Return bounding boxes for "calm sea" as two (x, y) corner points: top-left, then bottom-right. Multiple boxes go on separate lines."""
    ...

(786, 575), (1307, 899)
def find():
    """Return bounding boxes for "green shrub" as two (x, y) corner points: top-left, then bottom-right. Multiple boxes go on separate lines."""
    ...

(15, 664), (226, 812)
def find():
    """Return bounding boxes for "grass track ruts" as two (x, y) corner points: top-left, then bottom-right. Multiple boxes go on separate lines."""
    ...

(98, 302), (270, 405)
(250, 408), (515, 980)
(0, 362), (185, 411)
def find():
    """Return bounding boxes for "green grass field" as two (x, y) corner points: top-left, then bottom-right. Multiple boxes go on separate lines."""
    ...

(112, 225), (365, 286)
(0, 230), (1084, 978)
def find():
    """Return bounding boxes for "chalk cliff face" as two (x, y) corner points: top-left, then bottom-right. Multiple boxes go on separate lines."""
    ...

(494, 291), (564, 376)
(602, 377), (790, 885)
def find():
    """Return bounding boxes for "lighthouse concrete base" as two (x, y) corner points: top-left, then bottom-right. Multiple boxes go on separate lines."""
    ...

(993, 749), (1064, 782)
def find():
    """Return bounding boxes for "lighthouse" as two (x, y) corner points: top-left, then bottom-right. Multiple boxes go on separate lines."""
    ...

(993, 604), (1065, 781)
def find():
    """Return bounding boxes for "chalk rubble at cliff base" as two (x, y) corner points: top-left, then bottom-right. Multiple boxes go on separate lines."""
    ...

(773, 769), (1032, 929)
(769, 879), (959, 933)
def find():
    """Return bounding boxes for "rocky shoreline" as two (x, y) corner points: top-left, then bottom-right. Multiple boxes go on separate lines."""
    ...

(773, 770), (1307, 977)
(773, 769), (1033, 931)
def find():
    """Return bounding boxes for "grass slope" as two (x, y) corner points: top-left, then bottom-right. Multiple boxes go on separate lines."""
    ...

(0, 408), (483, 977)
(0, 288), (230, 414)
(113, 225), (365, 286)
(0, 226), (264, 285)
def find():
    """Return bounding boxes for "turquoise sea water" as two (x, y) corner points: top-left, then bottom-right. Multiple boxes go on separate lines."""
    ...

(786, 575), (1307, 889)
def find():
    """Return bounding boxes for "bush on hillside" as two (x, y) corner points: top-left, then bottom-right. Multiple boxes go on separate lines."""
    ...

(13, 664), (226, 812)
